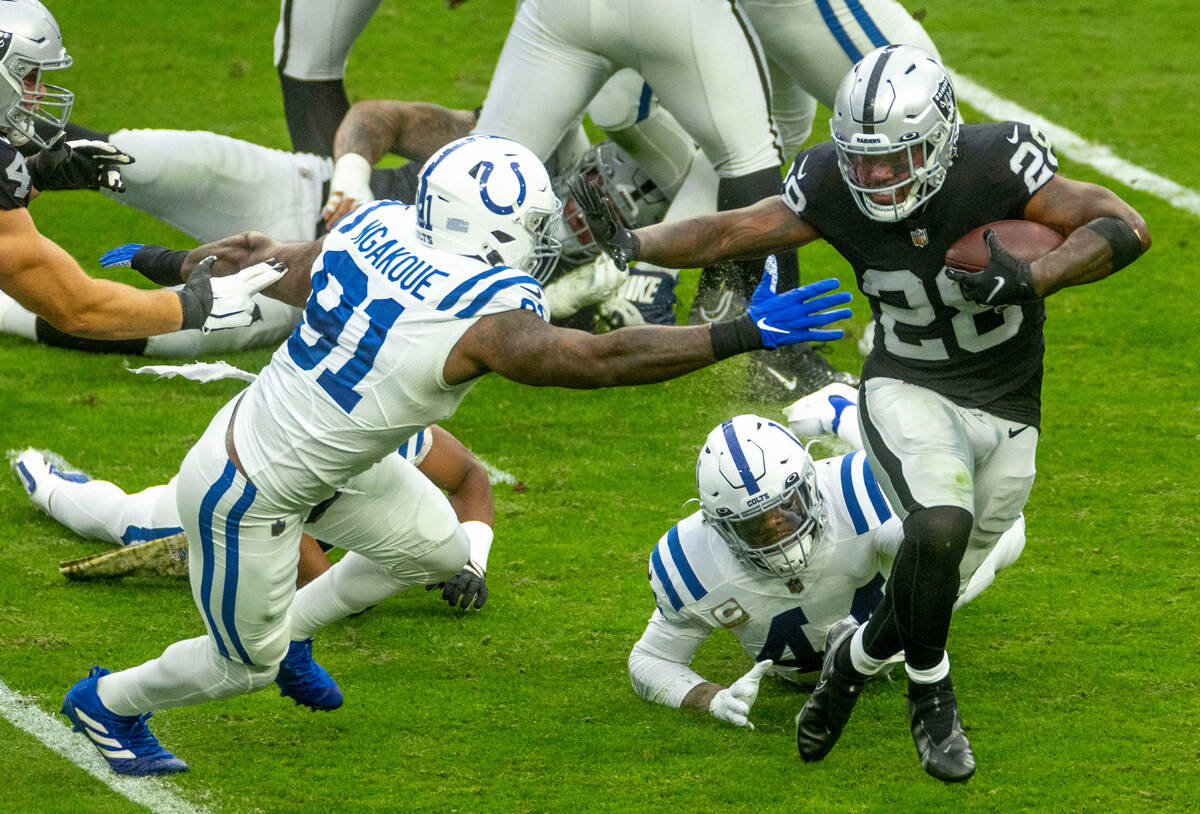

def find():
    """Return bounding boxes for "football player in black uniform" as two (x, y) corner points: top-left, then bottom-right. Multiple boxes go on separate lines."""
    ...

(0, 0), (285, 343)
(571, 44), (1150, 782)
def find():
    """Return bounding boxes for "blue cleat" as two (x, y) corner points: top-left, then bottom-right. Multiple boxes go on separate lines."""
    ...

(274, 638), (343, 710)
(61, 666), (188, 776)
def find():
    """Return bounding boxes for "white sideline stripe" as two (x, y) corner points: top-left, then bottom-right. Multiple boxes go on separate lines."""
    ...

(949, 68), (1200, 218)
(0, 679), (207, 814)
(480, 458), (517, 485)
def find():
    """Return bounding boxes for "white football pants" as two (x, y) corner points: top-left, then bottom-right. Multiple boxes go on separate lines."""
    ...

(273, 0), (383, 80)
(474, 0), (783, 177)
(96, 398), (467, 716)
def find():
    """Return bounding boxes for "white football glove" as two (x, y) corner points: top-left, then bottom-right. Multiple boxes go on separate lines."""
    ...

(322, 152), (375, 228)
(178, 256), (288, 334)
(708, 659), (773, 729)
(544, 254), (629, 318)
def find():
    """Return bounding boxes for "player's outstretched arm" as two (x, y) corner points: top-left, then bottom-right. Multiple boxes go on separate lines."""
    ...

(447, 261), (851, 388)
(0, 208), (182, 339)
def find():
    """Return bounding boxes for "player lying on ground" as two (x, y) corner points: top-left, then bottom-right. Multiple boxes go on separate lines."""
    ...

(576, 44), (1149, 782)
(13, 424), (494, 607)
(55, 134), (851, 777)
(629, 407), (1023, 729)
(0, 0), (273, 344)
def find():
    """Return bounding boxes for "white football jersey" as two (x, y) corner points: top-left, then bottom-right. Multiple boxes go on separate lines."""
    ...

(645, 451), (901, 684)
(233, 201), (549, 509)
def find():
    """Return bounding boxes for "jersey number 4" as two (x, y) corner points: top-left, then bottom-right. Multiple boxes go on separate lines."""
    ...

(287, 251), (404, 412)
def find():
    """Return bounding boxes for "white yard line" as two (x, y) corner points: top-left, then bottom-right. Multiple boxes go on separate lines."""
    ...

(949, 68), (1200, 218)
(0, 679), (206, 814)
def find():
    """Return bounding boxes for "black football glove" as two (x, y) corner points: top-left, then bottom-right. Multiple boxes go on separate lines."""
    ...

(566, 175), (640, 270)
(426, 562), (487, 610)
(27, 139), (134, 193)
(946, 229), (1039, 306)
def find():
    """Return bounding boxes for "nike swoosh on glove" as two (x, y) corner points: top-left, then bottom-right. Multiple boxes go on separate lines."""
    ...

(748, 256), (852, 349)
(945, 229), (1038, 306)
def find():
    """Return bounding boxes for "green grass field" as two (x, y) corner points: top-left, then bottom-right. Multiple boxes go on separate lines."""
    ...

(1, 1), (1197, 811)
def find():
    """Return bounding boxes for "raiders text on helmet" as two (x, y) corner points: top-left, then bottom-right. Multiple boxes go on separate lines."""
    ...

(829, 44), (959, 222)
(415, 135), (563, 282)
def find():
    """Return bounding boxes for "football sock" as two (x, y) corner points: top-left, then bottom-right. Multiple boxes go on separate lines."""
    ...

(279, 72), (348, 156)
(848, 624), (892, 677)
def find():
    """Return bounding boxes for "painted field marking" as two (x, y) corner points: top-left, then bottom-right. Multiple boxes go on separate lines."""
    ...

(0, 678), (206, 814)
(950, 68), (1200, 218)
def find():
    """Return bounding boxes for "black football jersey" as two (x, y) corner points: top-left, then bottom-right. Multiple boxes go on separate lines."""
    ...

(782, 122), (1059, 427)
(0, 137), (33, 211)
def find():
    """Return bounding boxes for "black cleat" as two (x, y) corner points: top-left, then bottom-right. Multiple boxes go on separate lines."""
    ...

(795, 618), (863, 761)
(908, 680), (976, 783)
(748, 344), (859, 402)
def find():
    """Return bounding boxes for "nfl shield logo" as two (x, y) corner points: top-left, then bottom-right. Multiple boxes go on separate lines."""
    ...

(910, 227), (929, 248)
(271, 519), (286, 537)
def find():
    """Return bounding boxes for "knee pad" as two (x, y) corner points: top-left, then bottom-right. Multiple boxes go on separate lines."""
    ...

(904, 506), (973, 563)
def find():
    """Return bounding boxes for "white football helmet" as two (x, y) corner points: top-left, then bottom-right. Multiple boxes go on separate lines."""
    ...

(0, 0), (73, 149)
(829, 44), (958, 222)
(554, 141), (670, 268)
(415, 134), (563, 282)
(697, 415), (827, 581)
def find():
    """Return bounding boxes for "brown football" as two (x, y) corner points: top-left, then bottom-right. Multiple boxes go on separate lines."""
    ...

(944, 220), (1064, 272)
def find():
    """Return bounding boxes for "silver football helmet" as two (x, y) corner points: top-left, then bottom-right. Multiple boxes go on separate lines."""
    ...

(0, 0), (73, 149)
(415, 135), (563, 282)
(829, 44), (958, 222)
(697, 415), (827, 581)
(554, 141), (670, 268)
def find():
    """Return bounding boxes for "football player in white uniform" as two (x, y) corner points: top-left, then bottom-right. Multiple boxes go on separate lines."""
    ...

(0, 0), (274, 344)
(13, 424), (494, 604)
(629, 411), (1024, 729)
(58, 134), (853, 776)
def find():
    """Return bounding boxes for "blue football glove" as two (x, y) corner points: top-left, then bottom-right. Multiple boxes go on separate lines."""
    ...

(99, 243), (144, 268)
(747, 256), (853, 348)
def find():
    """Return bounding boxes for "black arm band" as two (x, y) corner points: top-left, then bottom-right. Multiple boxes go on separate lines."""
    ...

(131, 244), (189, 286)
(1082, 216), (1143, 272)
(709, 314), (763, 361)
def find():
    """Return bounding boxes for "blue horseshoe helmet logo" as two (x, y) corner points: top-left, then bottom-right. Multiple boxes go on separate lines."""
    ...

(476, 160), (527, 215)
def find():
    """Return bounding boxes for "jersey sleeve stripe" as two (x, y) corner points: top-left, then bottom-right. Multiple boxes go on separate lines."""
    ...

(650, 544), (684, 612)
(840, 452), (869, 534)
(453, 274), (542, 318)
(666, 524), (708, 601)
(860, 454), (892, 523)
(437, 267), (514, 311)
(336, 199), (393, 234)
(844, 0), (890, 48)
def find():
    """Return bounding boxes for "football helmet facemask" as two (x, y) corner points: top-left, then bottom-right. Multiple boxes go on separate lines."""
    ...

(554, 141), (669, 268)
(697, 415), (827, 581)
(829, 44), (958, 222)
(415, 135), (563, 282)
(0, 0), (73, 149)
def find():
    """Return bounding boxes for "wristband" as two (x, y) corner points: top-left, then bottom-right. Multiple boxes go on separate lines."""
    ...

(709, 314), (763, 361)
(461, 520), (494, 573)
(176, 288), (207, 331)
(131, 245), (189, 286)
(1082, 216), (1143, 272)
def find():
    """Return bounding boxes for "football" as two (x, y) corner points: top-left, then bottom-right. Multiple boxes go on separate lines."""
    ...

(944, 220), (1065, 272)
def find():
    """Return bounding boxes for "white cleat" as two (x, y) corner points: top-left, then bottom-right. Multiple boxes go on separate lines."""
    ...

(10, 448), (89, 513)
(782, 383), (860, 438)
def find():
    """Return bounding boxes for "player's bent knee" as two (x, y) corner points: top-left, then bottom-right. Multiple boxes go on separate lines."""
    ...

(411, 526), (469, 583)
(905, 505), (973, 559)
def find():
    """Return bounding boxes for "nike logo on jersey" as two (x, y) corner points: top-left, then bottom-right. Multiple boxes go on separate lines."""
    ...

(987, 276), (1005, 302)
(762, 366), (798, 391)
(1008, 425), (1030, 438)
(756, 317), (789, 334)
(1007, 124), (1020, 144)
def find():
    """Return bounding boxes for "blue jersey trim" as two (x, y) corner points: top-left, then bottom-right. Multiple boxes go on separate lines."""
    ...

(636, 83), (653, 123)
(336, 199), (393, 234)
(861, 455), (892, 523)
(841, 452), (869, 534)
(437, 266), (514, 312)
(454, 273), (542, 318)
(650, 544), (684, 612)
(667, 525), (707, 601)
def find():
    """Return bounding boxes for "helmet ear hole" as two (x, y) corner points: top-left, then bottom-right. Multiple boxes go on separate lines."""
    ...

(490, 230), (516, 244)
(784, 472), (800, 486)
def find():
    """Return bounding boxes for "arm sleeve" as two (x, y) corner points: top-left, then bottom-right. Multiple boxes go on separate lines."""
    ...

(627, 609), (713, 708)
